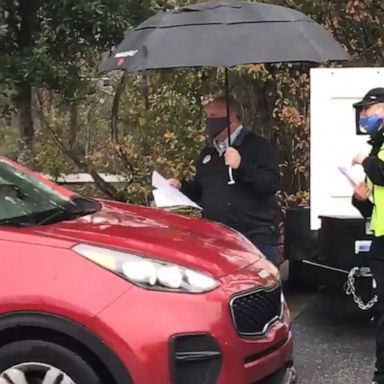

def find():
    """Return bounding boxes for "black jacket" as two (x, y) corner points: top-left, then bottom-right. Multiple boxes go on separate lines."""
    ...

(352, 130), (384, 218)
(181, 129), (281, 244)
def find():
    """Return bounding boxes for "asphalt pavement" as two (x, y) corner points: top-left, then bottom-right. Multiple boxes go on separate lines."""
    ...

(285, 274), (377, 384)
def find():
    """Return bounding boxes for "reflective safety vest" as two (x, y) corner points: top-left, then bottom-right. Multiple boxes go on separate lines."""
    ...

(368, 143), (384, 237)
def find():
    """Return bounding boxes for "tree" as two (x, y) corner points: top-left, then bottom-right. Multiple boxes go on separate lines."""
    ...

(0, 0), (152, 167)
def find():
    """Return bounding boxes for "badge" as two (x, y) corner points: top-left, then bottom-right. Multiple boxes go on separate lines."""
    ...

(202, 155), (211, 164)
(258, 269), (270, 279)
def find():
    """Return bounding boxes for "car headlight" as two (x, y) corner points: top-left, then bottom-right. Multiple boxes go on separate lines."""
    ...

(73, 244), (219, 293)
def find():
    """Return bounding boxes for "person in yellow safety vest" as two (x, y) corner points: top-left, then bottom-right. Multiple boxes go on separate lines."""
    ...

(351, 87), (384, 384)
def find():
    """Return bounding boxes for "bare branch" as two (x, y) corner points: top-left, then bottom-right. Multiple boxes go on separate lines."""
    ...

(110, 72), (127, 142)
(68, 103), (78, 150)
(35, 91), (127, 201)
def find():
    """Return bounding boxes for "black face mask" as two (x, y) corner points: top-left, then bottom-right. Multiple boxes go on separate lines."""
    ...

(205, 117), (229, 138)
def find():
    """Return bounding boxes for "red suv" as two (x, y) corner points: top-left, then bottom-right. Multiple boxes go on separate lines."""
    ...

(0, 157), (296, 384)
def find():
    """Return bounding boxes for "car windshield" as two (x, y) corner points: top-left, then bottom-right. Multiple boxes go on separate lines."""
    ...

(0, 160), (101, 226)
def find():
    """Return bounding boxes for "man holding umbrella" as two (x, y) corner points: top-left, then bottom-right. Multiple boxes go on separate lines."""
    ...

(169, 94), (281, 267)
(99, 0), (349, 266)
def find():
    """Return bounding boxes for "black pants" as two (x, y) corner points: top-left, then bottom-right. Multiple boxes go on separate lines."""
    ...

(369, 236), (384, 383)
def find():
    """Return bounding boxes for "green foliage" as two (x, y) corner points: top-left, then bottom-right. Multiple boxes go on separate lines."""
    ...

(0, 0), (152, 96)
(33, 70), (207, 204)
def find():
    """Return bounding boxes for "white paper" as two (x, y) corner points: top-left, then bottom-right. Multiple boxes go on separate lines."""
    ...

(338, 165), (364, 187)
(328, 164), (365, 197)
(152, 170), (173, 191)
(336, 165), (373, 202)
(151, 171), (202, 210)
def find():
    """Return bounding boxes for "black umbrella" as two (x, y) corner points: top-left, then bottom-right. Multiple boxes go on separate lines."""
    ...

(100, 0), (350, 183)
(100, 0), (349, 71)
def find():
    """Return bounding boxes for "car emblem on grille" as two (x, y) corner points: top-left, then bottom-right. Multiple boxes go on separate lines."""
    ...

(258, 269), (269, 278)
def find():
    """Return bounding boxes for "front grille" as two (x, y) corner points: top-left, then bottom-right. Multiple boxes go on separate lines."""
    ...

(230, 285), (282, 336)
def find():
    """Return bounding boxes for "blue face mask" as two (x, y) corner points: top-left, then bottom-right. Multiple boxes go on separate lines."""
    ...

(359, 113), (383, 135)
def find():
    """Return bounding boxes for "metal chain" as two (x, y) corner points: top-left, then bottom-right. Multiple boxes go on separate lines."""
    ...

(344, 267), (378, 311)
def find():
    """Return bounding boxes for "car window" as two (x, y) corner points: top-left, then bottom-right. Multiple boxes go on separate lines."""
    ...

(0, 161), (69, 222)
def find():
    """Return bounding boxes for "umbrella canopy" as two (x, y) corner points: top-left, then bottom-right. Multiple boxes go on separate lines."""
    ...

(99, 0), (350, 73)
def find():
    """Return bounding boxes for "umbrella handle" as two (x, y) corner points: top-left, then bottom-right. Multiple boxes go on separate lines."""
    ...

(224, 69), (235, 185)
(228, 167), (235, 185)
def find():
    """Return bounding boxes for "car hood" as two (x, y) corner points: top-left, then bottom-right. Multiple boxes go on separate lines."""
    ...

(31, 201), (264, 278)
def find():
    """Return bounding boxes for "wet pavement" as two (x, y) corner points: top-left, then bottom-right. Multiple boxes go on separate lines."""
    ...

(287, 287), (376, 384)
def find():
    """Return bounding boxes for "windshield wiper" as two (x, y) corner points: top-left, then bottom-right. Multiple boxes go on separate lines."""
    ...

(0, 222), (32, 227)
(36, 197), (101, 226)
(0, 218), (34, 227)
(37, 207), (99, 226)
